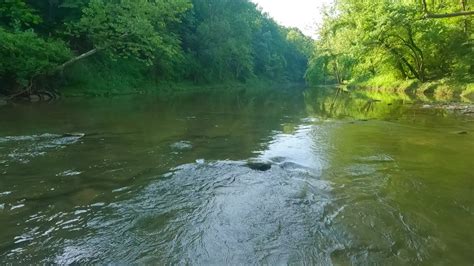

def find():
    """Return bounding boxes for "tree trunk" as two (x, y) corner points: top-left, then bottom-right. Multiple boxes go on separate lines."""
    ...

(55, 48), (99, 73)
(396, 61), (408, 80)
(461, 0), (469, 33)
(332, 60), (342, 84)
(406, 27), (425, 82)
(382, 43), (421, 81)
(422, 0), (428, 13)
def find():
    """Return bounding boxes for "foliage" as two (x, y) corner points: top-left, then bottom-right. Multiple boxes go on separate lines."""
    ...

(74, 0), (191, 65)
(0, 28), (71, 91)
(0, 0), (312, 96)
(61, 56), (150, 96)
(0, 0), (41, 29)
(306, 0), (473, 90)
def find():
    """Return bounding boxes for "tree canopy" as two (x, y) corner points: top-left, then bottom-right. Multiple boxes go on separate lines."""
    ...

(306, 0), (473, 87)
(0, 0), (312, 96)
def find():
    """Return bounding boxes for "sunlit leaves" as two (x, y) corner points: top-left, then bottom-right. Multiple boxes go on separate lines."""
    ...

(307, 0), (473, 85)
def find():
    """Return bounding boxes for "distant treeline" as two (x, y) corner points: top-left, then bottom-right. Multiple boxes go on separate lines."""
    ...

(0, 0), (312, 96)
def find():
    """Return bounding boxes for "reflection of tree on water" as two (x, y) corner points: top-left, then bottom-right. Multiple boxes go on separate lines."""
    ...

(328, 87), (344, 114)
(360, 99), (383, 114)
(303, 87), (451, 120)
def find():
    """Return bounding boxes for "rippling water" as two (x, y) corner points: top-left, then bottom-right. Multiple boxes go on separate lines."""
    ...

(0, 89), (473, 264)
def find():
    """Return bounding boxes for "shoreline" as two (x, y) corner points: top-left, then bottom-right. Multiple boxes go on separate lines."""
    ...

(2, 82), (474, 117)
(346, 79), (474, 102)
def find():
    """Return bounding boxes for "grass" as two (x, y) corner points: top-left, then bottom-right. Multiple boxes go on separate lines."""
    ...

(348, 73), (420, 93)
(434, 84), (454, 102)
(461, 83), (474, 101)
(61, 57), (150, 97)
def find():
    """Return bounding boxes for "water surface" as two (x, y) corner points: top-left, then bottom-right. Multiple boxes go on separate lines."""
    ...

(0, 89), (473, 264)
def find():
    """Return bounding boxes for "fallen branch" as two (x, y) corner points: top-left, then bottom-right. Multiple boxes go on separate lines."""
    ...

(54, 34), (128, 74)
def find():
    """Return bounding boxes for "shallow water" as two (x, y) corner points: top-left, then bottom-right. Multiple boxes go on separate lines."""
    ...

(0, 89), (473, 264)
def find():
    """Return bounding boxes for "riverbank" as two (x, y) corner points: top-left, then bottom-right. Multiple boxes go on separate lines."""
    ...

(3, 79), (474, 118)
(306, 83), (474, 117)
(60, 79), (306, 98)
(0, 79), (306, 105)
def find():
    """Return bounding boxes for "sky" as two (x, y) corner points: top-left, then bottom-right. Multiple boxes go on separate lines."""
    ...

(251, 0), (334, 38)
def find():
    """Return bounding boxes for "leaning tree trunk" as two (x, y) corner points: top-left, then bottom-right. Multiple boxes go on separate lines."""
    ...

(55, 48), (99, 73)
(461, 0), (469, 33)
(6, 48), (102, 100)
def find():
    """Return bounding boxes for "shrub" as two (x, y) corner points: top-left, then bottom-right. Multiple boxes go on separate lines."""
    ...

(0, 27), (71, 92)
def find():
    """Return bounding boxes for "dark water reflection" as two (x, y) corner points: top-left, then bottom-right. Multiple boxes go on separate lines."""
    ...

(0, 88), (473, 264)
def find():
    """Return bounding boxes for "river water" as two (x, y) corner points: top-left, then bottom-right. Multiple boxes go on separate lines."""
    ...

(0, 88), (473, 264)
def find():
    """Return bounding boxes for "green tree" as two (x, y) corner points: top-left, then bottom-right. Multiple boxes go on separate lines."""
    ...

(1, 0), (312, 96)
(61, 0), (191, 69)
(306, 0), (473, 87)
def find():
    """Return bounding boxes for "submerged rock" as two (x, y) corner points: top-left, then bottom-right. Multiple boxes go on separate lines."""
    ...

(29, 95), (41, 103)
(246, 159), (272, 171)
(170, 141), (193, 151)
(41, 93), (52, 102)
(0, 98), (7, 106)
